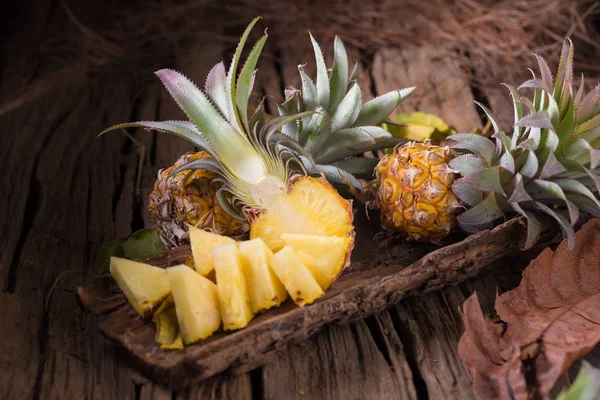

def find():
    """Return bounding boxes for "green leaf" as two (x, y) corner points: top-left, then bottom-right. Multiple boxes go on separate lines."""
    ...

(557, 97), (576, 139)
(328, 36), (349, 113)
(354, 87), (415, 126)
(317, 126), (391, 164)
(457, 192), (503, 229)
(553, 38), (574, 107)
(448, 133), (496, 164)
(456, 166), (505, 194)
(331, 83), (362, 132)
(535, 202), (575, 250)
(576, 83), (600, 123)
(533, 53), (553, 91)
(510, 202), (541, 250)
(556, 362), (600, 400)
(236, 34), (268, 131)
(205, 62), (230, 120)
(96, 240), (124, 274)
(329, 157), (379, 179)
(309, 32), (330, 109)
(299, 67), (318, 111)
(122, 229), (167, 262)
(474, 101), (501, 135)
(449, 154), (488, 175)
(349, 61), (359, 84)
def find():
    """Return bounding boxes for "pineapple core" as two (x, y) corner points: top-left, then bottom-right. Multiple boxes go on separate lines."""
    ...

(189, 225), (236, 277)
(110, 257), (171, 318)
(212, 244), (254, 330)
(238, 238), (288, 313)
(281, 234), (351, 290)
(269, 246), (325, 306)
(167, 265), (221, 344)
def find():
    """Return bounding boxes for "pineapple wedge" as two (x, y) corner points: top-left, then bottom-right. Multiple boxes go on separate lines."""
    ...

(238, 238), (288, 313)
(110, 257), (171, 318)
(189, 225), (236, 277)
(281, 234), (351, 290)
(167, 265), (221, 344)
(212, 244), (254, 330)
(269, 246), (325, 306)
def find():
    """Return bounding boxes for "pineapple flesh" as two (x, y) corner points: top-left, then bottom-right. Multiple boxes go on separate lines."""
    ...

(212, 244), (254, 330)
(269, 246), (325, 306)
(189, 225), (236, 277)
(250, 177), (354, 252)
(110, 257), (171, 318)
(166, 265), (221, 344)
(280, 233), (351, 290)
(238, 238), (288, 313)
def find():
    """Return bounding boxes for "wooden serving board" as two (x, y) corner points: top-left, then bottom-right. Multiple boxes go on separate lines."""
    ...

(77, 214), (559, 389)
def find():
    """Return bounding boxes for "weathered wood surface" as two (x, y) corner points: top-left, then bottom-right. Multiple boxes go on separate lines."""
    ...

(2, 5), (599, 399)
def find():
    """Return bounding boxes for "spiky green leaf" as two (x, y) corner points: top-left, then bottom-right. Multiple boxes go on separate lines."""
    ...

(449, 154), (487, 176)
(457, 192), (503, 231)
(448, 133), (496, 164)
(309, 33), (330, 109)
(236, 34), (268, 130)
(331, 83), (362, 132)
(354, 87), (415, 126)
(329, 36), (349, 112)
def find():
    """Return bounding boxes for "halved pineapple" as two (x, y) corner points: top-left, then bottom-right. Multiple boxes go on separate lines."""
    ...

(212, 244), (254, 330)
(238, 238), (288, 313)
(281, 233), (351, 290)
(110, 257), (171, 318)
(189, 225), (236, 277)
(166, 265), (221, 344)
(250, 177), (354, 252)
(269, 246), (325, 306)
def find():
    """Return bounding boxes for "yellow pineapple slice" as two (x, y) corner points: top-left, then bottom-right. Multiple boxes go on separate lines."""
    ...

(238, 238), (288, 313)
(189, 225), (236, 277)
(281, 233), (351, 290)
(250, 177), (354, 252)
(110, 257), (171, 318)
(212, 244), (254, 330)
(166, 265), (221, 344)
(269, 246), (325, 306)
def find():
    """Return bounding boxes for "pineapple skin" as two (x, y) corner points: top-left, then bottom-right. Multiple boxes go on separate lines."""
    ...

(167, 265), (222, 345)
(238, 238), (288, 313)
(212, 244), (254, 330)
(148, 152), (247, 247)
(269, 246), (325, 307)
(374, 141), (460, 243)
(109, 257), (171, 318)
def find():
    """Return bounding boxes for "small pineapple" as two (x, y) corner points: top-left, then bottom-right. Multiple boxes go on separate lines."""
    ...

(374, 141), (460, 243)
(109, 257), (171, 318)
(373, 39), (600, 248)
(148, 152), (247, 247)
(280, 233), (352, 290)
(166, 265), (221, 344)
(212, 243), (254, 330)
(269, 246), (325, 306)
(238, 238), (288, 313)
(189, 225), (236, 277)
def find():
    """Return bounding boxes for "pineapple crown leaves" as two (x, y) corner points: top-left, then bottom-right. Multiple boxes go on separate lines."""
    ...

(270, 33), (415, 193)
(448, 38), (600, 249)
(100, 17), (313, 218)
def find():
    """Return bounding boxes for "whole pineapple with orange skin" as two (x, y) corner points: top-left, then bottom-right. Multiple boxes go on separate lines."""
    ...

(148, 152), (247, 247)
(374, 141), (460, 243)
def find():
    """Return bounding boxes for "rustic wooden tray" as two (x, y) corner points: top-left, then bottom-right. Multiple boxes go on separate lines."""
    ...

(77, 213), (558, 389)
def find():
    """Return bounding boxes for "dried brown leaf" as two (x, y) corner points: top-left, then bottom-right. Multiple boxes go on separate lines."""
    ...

(458, 219), (600, 400)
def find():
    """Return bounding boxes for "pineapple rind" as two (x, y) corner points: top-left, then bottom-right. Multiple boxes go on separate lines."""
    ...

(167, 265), (221, 345)
(269, 246), (325, 307)
(109, 257), (171, 318)
(189, 225), (236, 276)
(280, 233), (351, 290)
(238, 238), (288, 314)
(250, 177), (354, 252)
(212, 244), (254, 330)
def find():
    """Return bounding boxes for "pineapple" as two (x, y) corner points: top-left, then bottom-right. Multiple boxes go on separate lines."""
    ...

(273, 34), (415, 194)
(189, 225), (236, 277)
(269, 246), (325, 306)
(109, 257), (171, 318)
(238, 238), (288, 313)
(148, 152), (247, 247)
(212, 243), (254, 330)
(102, 18), (355, 266)
(166, 265), (221, 344)
(373, 39), (600, 249)
(374, 141), (460, 243)
(281, 233), (352, 290)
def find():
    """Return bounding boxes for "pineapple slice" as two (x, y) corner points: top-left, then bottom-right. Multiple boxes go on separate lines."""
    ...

(269, 246), (325, 306)
(250, 177), (354, 252)
(189, 225), (236, 277)
(166, 265), (221, 344)
(238, 238), (288, 313)
(281, 233), (351, 290)
(212, 244), (254, 330)
(110, 257), (171, 318)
